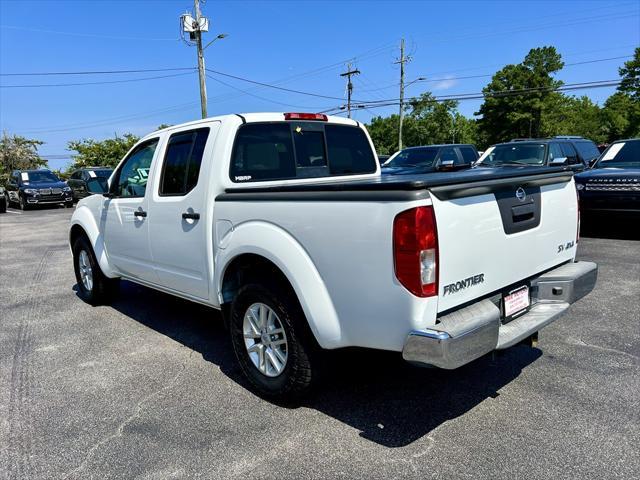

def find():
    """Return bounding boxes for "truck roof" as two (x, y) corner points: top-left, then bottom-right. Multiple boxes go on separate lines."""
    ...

(150, 112), (359, 139)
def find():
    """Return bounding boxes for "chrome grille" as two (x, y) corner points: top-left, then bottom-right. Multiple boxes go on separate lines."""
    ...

(51, 188), (62, 194)
(585, 183), (640, 191)
(38, 188), (52, 195)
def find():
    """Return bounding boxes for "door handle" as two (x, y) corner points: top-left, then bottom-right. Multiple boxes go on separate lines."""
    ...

(182, 212), (200, 220)
(134, 210), (147, 218)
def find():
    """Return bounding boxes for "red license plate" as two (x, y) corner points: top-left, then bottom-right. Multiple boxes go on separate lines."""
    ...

(504, 286), (530, 318)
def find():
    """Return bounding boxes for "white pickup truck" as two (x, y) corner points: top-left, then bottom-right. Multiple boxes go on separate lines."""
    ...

(69, 112), (597, 399)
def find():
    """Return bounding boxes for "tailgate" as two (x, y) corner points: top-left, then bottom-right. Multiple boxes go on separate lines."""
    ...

(431, 174), (578, 313)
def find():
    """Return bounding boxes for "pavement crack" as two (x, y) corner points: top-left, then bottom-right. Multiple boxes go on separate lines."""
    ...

(568, 336), (639, 360)
(62, 360), (188, 479)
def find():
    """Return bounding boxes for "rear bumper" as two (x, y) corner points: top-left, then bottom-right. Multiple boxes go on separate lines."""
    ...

(402, 261), (597, 369)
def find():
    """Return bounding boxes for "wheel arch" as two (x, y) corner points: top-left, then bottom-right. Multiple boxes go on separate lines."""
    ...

(216, 221), (344, 349)
(69, 206), (118, 278)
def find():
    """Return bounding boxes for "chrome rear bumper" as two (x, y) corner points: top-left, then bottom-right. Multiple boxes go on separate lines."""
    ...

(402, 261), (598, 369)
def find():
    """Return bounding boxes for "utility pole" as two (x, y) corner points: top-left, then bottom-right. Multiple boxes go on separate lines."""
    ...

(194, 0), (207, 119)
(340, 62), (360, 118)
(395, 38), (410, 150)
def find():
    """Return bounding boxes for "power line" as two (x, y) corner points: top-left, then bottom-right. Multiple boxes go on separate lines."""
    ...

(320, 80), (622, 114)
(205, 74), (333, 110)
(0, 67), (196, 77)
(0, 71), (195, 88)
(0, 24), (178, 41)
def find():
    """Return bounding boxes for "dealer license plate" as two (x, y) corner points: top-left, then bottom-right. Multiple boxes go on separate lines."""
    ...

(503, 286), (530, 318)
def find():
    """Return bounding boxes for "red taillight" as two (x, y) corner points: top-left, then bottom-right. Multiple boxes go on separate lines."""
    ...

(284, 112), (328, 121)
(393, 206), (439, 297)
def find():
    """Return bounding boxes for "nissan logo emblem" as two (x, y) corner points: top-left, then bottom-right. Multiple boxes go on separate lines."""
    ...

(515, 187), (526, 201)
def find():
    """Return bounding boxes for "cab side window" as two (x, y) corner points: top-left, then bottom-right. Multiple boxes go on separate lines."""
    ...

(160, 128), (209, 196)
(438, 147), (461, 165)
(560, 143), (579, 165)
(549, 143), (563, 161)
(113, 139), (158, 198)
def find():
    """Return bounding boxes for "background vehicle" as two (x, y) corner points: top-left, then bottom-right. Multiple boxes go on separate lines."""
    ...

(478, 136), (600, 172)
(377, 154), (390, 164)
(575, 138), (640, 216)
(382, 144), (478, 174)
(67, 167), (113, 201)
(0, 186), (6, 213)
(69, 112), (596, 400)
(5, 169), (73, 210)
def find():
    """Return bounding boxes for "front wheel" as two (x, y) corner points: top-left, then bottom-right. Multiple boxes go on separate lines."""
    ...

(65, 201), (74, 209)
(72, 236), (119, 305)
(230, 283), (319, 400)
(19, 195), (29, 210)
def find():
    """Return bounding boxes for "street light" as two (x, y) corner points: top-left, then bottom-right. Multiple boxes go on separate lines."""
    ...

(204, 33), (228, 51)
(406, 76), (426, 88)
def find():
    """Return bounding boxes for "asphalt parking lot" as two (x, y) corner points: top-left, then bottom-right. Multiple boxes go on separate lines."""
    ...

(1, 206), (639, 479)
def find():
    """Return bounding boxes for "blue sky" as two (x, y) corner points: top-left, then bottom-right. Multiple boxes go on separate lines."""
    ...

(1, 0), (639, 170)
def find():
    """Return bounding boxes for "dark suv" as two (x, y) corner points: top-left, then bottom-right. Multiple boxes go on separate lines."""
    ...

(574, 138), (640, 216)
(381, 144), (479, 175)
(478, 136), (600, 172)
(67, 167), (113, 201)
(5, 169), (73, 210)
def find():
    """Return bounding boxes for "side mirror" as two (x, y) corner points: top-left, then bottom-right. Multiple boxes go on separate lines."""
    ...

(589, 158), (598, 168)
(437, 159), (455, 171)
(549, 157), (568, 166)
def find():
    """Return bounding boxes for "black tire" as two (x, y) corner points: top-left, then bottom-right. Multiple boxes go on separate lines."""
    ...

(230, 282), (319, 400)
(72, 236), (119, 306)
(65, 201), (74, 209)
(0, 198), (6, 213)
(19, 195), (29, 211)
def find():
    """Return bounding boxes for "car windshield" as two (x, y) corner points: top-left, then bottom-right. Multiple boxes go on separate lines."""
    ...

(595, 141), (640, 168)
(383, 148), (439, 168)
(480, 143), (546, 166)
(23, 171), (60, 183)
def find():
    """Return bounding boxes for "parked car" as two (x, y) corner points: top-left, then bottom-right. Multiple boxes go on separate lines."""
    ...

(575, 138), (640, 216)
(67, 167), (113, 201)
(478, 136), (600, 172)
(0, 186), (6, 213)
(5, 169), (73, 210)
(69, 112), (596, 400)
(382, 144), (478, 174)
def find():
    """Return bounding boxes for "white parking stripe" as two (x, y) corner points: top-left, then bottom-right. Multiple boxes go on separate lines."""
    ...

(6, 210), (22, 214)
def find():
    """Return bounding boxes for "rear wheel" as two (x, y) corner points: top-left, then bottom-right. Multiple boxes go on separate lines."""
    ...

(230, 282), (319, 400)
(72, 236), (119, 305)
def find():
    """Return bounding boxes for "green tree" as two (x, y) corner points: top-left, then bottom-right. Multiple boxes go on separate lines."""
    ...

(67, 133), (139, 170)
(0, 132), (47, 180)
(618, 47), (640, 100)
(404, 93), (460, 146)
(477, 46), (564, 144)
(541, 94), (605, 143)
(366, 115), (400, 155)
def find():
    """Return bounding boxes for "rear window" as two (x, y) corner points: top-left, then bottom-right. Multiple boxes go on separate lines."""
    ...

(573, 141), (599, 163)
(230, 122), (376, 182)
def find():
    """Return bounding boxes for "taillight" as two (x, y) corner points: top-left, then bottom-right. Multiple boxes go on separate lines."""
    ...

(393, 206), (439, 297)
(284, 112), (327, 121)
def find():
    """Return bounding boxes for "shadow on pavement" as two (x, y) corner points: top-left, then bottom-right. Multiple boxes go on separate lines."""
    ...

(104, 280), (541, 448)
(580, 213), (640, 241)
